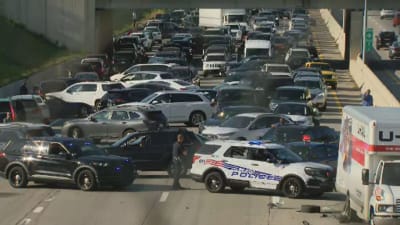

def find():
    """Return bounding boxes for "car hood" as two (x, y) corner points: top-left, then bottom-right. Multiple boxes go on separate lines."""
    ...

(285, 114), (309, 122)
(286, 161), (333, 170)
(202, 126), (239, 135)
(309, 89), (323, 96)
(46, 91), (64, 99)
(204, 118), (223, 126)
(204, 61), (226, 64)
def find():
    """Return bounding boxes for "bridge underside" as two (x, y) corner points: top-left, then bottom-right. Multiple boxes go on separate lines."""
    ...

(96, 0), (400, 10)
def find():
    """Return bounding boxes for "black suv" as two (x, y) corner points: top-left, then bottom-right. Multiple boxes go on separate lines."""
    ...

(0, 137), (136, 191)
(106, 128), (205, 176)
(376, 31), (396, 50)
(99, 88), (152, 110)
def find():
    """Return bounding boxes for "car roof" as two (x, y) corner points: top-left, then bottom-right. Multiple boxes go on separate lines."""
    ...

(205, 53), (225, 56)
(205, 140), (284, 149)
(294, 76), (322, 82)
(107, 88), (150, 93)
(218, 85), (255, 91)
(235, 112), (274, 118)
(276, 86), (308, 91)
(153, 90), (202, 95)
(266, 63), (290, 67)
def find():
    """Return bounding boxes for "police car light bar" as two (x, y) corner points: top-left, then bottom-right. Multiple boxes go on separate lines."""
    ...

(249, 140), (263, 145)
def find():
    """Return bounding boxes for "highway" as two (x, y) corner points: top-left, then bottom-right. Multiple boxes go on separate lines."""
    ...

(0, 10), (365, 225)
(367, 10), (400, 101)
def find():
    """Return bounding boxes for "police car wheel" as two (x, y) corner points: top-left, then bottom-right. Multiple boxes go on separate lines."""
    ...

(281, 177), (304, 198)
(205, 172), (225, 193)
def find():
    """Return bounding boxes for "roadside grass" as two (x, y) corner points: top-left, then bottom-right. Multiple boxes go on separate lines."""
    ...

(0, 9), (165, 87)
(0, 16), (78, 86)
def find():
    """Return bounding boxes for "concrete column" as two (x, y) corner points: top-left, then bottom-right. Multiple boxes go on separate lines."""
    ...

(94, 9), (113, 54)
(349, 11), (363, 60)
(343, 9), (351, 64)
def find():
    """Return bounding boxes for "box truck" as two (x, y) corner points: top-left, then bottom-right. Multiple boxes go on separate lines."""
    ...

(199, 9), (246, 27)
(336, 106), (400, 225)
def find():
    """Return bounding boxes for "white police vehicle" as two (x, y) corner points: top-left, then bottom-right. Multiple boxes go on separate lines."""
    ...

(191, 140), (334, 198)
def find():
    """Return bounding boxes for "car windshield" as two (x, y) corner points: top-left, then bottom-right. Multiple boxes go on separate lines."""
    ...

(220, 116), (254, 128)
(205, 55), (225, 61)
(65, 141), (106, 156)
(381, 163), (400, 186)
(268, 147), (303, 163)
(275, 89), (307, 100)
(246, 48), (269, 57)
(294, 80), (321, 89)
(309, 64), (332, 71)
(275, 104), (311, 116)
(268, 66), (290, 73)
(140, 93), (158, 103)
(292, 51), (309, 58)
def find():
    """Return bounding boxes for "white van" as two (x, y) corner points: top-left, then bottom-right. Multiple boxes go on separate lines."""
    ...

(336, 106), (400, 225)
(244, 40), (272, 58)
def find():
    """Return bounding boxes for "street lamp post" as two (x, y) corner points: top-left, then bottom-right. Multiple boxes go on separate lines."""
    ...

(362, 0), (368, 63)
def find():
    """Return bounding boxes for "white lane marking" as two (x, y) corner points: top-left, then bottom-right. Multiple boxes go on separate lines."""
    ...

(44, 196), (54, 202)
(19, 218), (31, 225)
(33, 206), (44, 213)
(159, 192), (169, 202)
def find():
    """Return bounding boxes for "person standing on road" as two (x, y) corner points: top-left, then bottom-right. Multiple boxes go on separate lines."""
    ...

(132, 10), (137, 28)
(362, 89), (373, 106)
(19, 80), (28, 95)
(172, 133), (188, 190)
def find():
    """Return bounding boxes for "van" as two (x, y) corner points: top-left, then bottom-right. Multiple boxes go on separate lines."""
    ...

(336, 106), (400, 224)
(0, 95), (50, 124)
(244, 40), (272, 58)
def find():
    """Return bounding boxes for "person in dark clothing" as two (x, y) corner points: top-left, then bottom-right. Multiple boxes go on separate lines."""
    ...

(172, 133), (188, 190)
(362, 89), (373, 106)
(19, 80), (28, 95)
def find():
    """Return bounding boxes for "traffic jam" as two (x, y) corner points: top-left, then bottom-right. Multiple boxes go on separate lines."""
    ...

(1, 7), (400, 224)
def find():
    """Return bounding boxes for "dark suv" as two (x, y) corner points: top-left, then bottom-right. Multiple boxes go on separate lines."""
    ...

(106, 128), (205, 176)
(0, 137), (136, 191)
(376, 31), (396, 49)
(99, 88), (152, 110)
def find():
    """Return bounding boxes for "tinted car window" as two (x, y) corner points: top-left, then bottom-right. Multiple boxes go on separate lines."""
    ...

(198, 144), (220, 155)
(0, 102), (10, 113)
(102, 83), (124, 91)
(171, 94), (202, 102)
(129, 112), (140, 119)
(224, 146), (249, 159)
(111, 111), (129, 120)
(20, 100), (37, 109)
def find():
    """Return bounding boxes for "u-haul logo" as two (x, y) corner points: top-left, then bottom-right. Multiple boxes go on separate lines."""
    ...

(378, 131), (400, 142)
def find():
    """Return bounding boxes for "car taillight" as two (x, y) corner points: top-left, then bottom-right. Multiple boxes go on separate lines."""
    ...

(302, 134), (311, 142)
(9, 103), (16, 121)
(193, 155), (201, 163)
(114, 98), (124, 103)
(0, 152), (6, 158)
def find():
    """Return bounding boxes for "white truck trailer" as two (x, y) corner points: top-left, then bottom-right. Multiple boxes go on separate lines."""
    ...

(336, 106), (400, 225)
(199, 9), (247, 27)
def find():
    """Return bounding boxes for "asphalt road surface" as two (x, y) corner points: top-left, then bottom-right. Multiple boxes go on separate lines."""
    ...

(0, 10), (366, 225)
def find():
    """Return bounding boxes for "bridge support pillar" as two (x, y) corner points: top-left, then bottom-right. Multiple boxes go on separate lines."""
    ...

(93, 9), (113, 54)
(349, 11), (363, 60)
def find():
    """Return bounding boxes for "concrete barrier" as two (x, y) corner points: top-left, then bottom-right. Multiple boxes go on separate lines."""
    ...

(350, 56), (400, 107)
(319, 9), (346, 58)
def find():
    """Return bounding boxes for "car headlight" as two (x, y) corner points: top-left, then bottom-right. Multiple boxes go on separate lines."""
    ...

(304, 167), (326, 177)
(377, 205), (394, 212)
(92, 162), (109, 167)
(217, 111), (225, 118)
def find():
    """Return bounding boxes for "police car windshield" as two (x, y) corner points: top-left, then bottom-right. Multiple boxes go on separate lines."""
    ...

(220, 116), (254, 128)
(269, 147), (303, 163)
(381, 163), (400, 186)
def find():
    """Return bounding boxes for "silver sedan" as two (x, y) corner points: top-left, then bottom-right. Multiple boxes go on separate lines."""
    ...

(61, 109), (148, 140)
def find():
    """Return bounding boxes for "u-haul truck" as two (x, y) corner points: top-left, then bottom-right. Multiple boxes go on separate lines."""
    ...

(336, 106), (400, 225)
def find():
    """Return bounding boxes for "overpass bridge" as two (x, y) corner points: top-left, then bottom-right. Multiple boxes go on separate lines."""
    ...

(2, 0), (400, 53)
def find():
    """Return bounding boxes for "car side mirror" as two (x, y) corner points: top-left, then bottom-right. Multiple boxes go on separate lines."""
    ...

(362, 169), (369, 185)
(151, 100), (160, 105)
(90, 116), (97, 122)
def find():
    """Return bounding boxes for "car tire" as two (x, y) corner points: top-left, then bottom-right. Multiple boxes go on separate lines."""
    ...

(189, 111), (205, 126)
(94, 100), (101, 111)
(70, 127), (83, 139)
(204, 171), (225, 193)
(8, 166), (28, 188)
(300, 205), (321, 213)
(167, 162), (187, 178)
(122, 129), (135, 137)
(281, 176), (304, 198)
(76, 169), (96, 191)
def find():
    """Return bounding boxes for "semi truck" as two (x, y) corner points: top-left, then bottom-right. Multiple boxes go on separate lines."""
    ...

(336, 106), (400, 225)
(199, 9), (247, 27)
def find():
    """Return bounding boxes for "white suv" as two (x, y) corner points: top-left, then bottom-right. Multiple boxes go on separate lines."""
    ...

(121, 91), (213, 126)
(46, 82), (124, 109)
(191, 140), (334, 198)
(202, 53), (227, 77)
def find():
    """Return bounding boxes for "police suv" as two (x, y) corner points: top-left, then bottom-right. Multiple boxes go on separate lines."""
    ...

(191, 140), (334, 198)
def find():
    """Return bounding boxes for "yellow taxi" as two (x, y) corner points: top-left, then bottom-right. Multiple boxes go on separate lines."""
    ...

(304, 62), (337, 89)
